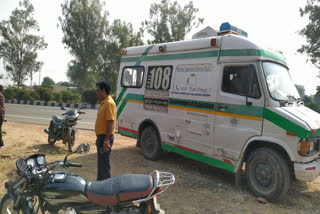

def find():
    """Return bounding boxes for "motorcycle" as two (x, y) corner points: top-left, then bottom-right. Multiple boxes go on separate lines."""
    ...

(44, 107), (85, 152)
(0, 144), (175, 214)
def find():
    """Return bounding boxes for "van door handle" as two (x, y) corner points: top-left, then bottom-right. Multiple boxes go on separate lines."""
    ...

(218, 105), (227, 111)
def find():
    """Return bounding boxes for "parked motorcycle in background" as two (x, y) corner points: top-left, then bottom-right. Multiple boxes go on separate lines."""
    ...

(44, 107), (85, 152)
(0, 144), (175, 214)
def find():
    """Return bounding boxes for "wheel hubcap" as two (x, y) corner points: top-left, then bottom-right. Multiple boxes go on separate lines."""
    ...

(255, 162), (273, 187)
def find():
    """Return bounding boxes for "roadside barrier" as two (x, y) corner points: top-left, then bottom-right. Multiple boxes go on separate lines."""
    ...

(5, 99), (99, 109)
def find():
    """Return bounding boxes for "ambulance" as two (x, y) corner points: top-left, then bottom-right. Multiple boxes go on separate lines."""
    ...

(116, 22), (320, 201)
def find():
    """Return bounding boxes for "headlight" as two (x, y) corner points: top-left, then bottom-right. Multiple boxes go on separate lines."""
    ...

(309, 141), (316, 152)
(37, 156), (45, 165)
(298, 139), (318, 156)
(26, 158), (36, 167)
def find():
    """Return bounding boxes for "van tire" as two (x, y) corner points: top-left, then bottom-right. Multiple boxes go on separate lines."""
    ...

(245, 147), (290, 201)
(140, 126), (161, 160)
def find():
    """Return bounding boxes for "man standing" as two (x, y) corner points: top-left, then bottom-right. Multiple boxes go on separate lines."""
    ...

(95, 81), (116, 180)
(0, 85), (6, 149)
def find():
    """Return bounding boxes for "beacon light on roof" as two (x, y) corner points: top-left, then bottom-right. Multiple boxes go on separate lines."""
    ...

(219, 22), (248, 38)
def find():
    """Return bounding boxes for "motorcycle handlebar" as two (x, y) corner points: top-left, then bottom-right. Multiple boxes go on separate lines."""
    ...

(62, 113), (67, 115)
(13, 177), (26, 190)
(65, 162), (83, 167)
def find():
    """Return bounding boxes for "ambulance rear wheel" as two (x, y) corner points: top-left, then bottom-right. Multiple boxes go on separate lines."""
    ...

(245, 147), (290, 201)
(140, 126), (161, 160)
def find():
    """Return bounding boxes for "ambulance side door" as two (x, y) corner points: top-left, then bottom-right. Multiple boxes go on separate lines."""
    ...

(214, 63), (264, 161)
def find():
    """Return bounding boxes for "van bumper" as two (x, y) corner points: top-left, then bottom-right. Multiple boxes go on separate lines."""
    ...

(294, 159), (320, 182)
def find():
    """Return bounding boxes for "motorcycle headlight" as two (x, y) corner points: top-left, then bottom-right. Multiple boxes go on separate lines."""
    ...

(37, 155), (45, 165)
(26, 158), (36, 167)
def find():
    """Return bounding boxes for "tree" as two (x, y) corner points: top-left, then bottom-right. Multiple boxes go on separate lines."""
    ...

(41, 76), (55, 87)
(295, 84), (305, 98)
(298, 0), (320, 68)
(28, 61), (43, 86)
(142, 0), (203, 44)
(56, 81), (71, 87)
(97, 19), (143, 91)
(59, 0), (109, 92)
(0, 0), (47, 88)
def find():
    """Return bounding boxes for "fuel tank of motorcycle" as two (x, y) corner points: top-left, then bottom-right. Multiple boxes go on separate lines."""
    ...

(41, 171), (91, 211)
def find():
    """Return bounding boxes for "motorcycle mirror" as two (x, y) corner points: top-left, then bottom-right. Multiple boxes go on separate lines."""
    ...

(76, 144), (90, 154)
(16, 158), (27, 172)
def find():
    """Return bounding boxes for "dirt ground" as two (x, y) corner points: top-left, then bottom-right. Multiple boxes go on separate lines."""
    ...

(0, 121), (320, 214)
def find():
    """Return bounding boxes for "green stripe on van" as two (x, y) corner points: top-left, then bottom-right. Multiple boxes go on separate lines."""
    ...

(215, 103), (263, 118)
(162, 143), (235, 172)
(119, 129), (138, 139)
(121, 49), (286, 64)
(168, 98), (215, 111)
(264, 108), (310, 138)
(220, 49), (258, 57)
(116, 88), (127, 106)
(122, 50), (219, 62)
(127, 93), (144, 101)
(257, 50), (287, 65)
(117, 94), (144, 119)
(118, 93), (320, 139)
(135, 45), (154, 66)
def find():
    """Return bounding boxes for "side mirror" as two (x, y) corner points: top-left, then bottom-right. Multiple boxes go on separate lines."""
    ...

(16, 158), (27, 172)
(76, 144), (90, 154)
(61, 106), (66, 110)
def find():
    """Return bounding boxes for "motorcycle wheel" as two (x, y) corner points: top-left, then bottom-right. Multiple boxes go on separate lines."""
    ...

(0, 193), (22, 214)
(48, 122), (56, 145)
(68, 129), (75, 152)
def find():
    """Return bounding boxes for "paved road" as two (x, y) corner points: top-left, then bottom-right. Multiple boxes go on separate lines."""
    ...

(6, 103), (97, 130)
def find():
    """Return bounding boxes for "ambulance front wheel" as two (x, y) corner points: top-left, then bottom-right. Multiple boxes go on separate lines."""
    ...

(140, 126), (162, 160)
(245, 147), (290, 201)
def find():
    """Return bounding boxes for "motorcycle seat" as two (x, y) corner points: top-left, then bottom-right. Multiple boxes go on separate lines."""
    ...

(52, 115), (64, 126)
(86, 174), (153, 206)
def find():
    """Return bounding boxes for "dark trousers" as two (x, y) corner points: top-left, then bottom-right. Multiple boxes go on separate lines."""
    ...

(96, 134), (114, 181)
(0, 116), (3, 147)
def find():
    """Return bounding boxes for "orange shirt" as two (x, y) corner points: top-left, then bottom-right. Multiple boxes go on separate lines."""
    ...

(95, 96), (117, 135)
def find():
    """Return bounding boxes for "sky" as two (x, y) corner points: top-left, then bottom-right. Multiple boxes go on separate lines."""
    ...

(0, 0), (319, 95)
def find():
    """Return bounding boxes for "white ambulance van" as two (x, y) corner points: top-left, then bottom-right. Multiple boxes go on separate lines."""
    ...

(116, 22), (320, 201)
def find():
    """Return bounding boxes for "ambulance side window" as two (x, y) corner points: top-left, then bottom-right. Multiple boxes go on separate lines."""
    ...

(222, 65), (261, 98)
(121, 66), (145, 88)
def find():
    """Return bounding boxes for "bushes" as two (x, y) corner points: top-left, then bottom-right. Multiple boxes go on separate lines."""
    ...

(3, 87), (80, 103)
(3, 87), (20, 100)
(60, 90), (80, 103)
(82, 88), (98, 104)
(36, 87), (53, 102)
(53, 92), (62, 103)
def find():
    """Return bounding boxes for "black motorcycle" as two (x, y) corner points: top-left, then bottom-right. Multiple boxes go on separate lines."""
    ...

(44, 107), (85, 152)
(0, 144), (175, 214)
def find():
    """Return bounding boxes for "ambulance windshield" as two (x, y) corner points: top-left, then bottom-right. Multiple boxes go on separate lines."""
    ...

(262, 62), (300, 101)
